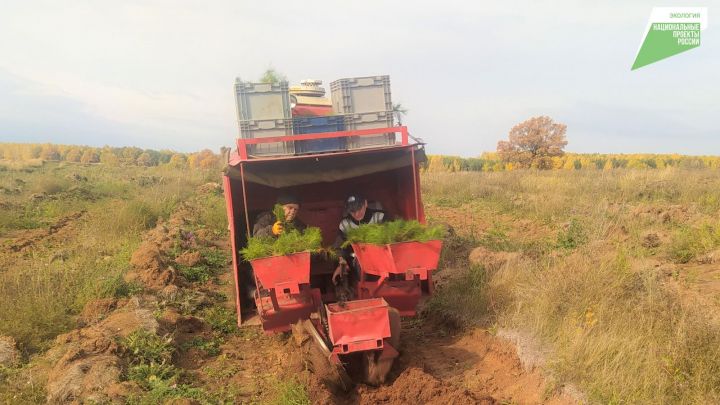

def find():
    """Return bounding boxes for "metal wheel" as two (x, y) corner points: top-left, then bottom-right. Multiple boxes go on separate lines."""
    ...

(362, 307), (401, 385)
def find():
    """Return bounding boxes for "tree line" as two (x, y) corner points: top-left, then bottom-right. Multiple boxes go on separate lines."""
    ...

(0, 143), (227, 169)
(424, 153), (720, 172)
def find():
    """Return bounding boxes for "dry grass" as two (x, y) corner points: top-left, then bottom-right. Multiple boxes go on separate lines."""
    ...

(0, 162), (219, 356)
(423, 168), (720, 403)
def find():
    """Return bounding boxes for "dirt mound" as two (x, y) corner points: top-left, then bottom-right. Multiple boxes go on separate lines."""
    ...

(0, 335), (19, 366)
(397, 326), (577, 405)
(469, 246), (520, 271)
(45, 301), (158, 403)
(357, 367), (491, 404)
(633, 204), (690, 224)
(126, 242), (176, 289)
(175, 250), (202, 267)
(697, 248), (720, 264)
(642, 232), (661, 248)
(197, 182), (222, 194)
(78, 298), (125, 327)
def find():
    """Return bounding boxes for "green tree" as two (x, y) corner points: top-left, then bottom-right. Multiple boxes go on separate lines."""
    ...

(259, 68), (287, 84)
(392, 103), (408, 125)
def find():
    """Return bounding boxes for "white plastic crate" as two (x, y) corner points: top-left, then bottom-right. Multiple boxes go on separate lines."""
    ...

(234, 79), (291, 121)
(343, 111), (395, 150)
(238, 119), (294, 156)
(330, 76), (392, 114)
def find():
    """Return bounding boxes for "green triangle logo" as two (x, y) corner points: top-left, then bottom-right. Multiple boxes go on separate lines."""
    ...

(632, 23), (701, 70)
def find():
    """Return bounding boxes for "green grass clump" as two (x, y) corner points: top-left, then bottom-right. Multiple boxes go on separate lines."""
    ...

(240, 227), (323, 260)
(423, 265), (492, 329)
(556, 218), (588, 250)
(127, 363), (180, 389)
(201, 248), (229, 268)
(120, 329), (223, 404)
(269, 378), (311, 405)
(181, 336), (222, 357)
(202, 306), (237, 335)
(178, 263), (213, 283)
(121, 329), (174, 365)
(126, 379), (217, 405)
(343, 220), (446, 246)
(668, 223), (720, 263)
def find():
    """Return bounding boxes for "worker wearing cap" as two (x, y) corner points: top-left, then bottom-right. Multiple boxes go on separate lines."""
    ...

(252, 194), (306, 238)
(332, 194), (388, 283)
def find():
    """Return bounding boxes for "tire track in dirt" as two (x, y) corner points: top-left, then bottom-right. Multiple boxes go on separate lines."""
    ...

(6, 210), (86, 252)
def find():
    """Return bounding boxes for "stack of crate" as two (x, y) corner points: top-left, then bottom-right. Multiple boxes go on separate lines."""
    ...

(330, 75), (395, 149)
(234, 79), (293, 156)
(235, 75), (396, 157)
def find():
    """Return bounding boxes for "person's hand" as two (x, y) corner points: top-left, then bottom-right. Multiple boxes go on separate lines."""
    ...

(332, 266), (343, 284)
(271, 221), (284, 235)
(332, 258), (348, 284)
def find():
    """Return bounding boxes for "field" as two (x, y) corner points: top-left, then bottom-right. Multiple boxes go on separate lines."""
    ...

(2, 160), (720, 404)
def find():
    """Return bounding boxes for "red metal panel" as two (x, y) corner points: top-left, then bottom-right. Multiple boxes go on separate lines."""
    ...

(358, 280), (422, 316)
(249, 251), (311, 294)
(240, 126), (407, 144)
(388, 240), (442, 280)
(400, 126), (409, 146)
(351, 243), (394, 277)
(236, 126), (409, 161)
(222, 175), (243, 327)
(326, 298), (391, 354)
(292, 105), (333, 116)
(255, 287), (320, 333)
(413, 160), (426, 223)
(352, 240), (442, 278)
(352, 240), (443, 316)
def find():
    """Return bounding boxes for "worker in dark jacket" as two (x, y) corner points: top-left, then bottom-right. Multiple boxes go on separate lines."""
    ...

(252, 194), (306, 237)
(332, 194), (388, 283)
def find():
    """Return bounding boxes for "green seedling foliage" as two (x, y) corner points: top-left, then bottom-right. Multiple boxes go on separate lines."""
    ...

(127, 363), (180, 389)
(273, 203), (286, 223)
(126, 380), (217, 405)
(178, 263), (213, 283)
(343, 220), (447, 246)
(240, 227), (323, 260)
(121, 329), (174, 365)
(669, 223), (720, 263)
(556, 218), (588, 250)
(201, 248), (229, 269)
(202, 306), (237, 335)
(269, 379), (311, 405)
(181, 336), (222, 357)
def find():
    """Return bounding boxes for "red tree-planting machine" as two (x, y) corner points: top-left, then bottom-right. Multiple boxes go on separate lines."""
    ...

(223, 76), (442, 387)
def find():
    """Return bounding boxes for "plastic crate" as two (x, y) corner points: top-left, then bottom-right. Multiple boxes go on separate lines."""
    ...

(343, 111), (396, 149)
(330, 75), (392, 114)
(238, 118), (294, 156)
(292, 116), (347, 154)
(234, 79), (291, 121)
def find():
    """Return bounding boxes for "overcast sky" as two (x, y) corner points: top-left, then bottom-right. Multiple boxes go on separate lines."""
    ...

(0, 0), (717, 156)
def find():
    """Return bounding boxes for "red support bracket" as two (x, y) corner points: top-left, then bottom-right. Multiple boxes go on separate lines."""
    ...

(235, 126), (411, 161)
